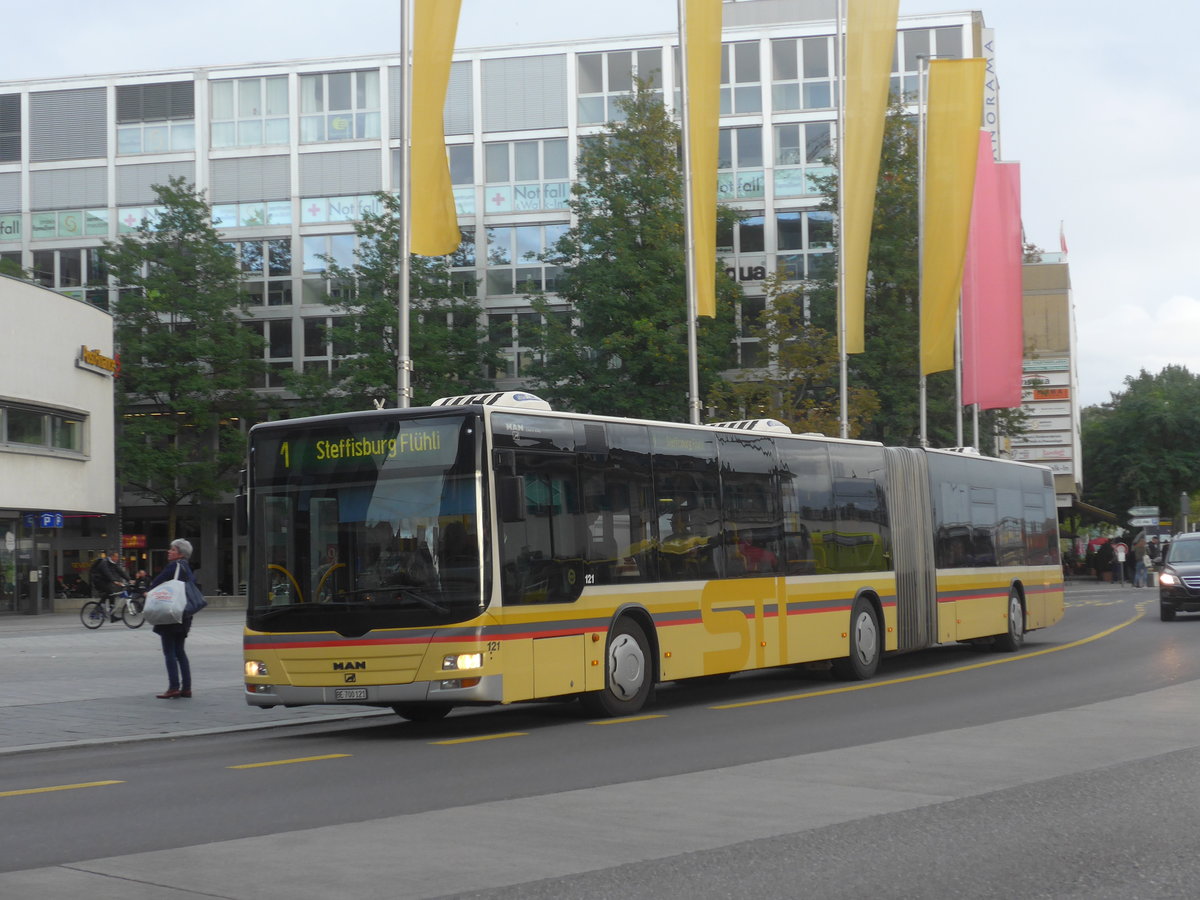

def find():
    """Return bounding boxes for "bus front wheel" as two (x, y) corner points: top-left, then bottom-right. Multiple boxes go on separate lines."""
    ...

(581, 618), (654, 717)
(831, 597), (880, 680)
(391, 703), (453, 722)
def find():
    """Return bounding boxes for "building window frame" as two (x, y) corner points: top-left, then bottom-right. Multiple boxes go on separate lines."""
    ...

(299, 69), (381, 143)
(210, 75), (290, 149)
(484, 223), (567, 297)
(483, 138), (571, 214)
(1, 403), (87, 457)
(770, 36), (835, 112)
(577, 48), (663, 125)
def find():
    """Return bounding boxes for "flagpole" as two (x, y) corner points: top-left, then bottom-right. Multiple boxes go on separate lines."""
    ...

(917, 55), (928, 447)
(836, 0), (849, 439)
(955, 299), (963, 445)
(678, 0), (702, 426)
(397, 0), (413, 408)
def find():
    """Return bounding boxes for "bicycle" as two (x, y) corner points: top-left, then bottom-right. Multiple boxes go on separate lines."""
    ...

(80, 590), (145, 629)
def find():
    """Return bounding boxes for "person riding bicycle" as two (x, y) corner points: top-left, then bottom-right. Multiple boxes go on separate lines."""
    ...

(89, 549), (129, 623)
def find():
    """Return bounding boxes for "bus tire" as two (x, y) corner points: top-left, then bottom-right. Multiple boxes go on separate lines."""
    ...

(581, 618), (653, 717)
(831, 597), (880, 681)
(994, 590), (1025, 652)
(391, 703), (453, 722)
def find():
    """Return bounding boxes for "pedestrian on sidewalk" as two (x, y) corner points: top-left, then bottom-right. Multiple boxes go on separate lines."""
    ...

(148, 538), (197, 699)
(1134, 544), (1148, 588)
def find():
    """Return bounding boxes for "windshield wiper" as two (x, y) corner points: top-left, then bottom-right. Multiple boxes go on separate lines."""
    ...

(253, 603), (338, 622)
(332, 586), (451, 616)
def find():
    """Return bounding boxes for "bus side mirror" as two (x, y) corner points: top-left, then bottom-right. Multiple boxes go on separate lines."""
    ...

(498, 476), (526, 523)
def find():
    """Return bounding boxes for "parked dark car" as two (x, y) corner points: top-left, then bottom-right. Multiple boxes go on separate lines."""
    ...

(1158, 533), (1200, 621)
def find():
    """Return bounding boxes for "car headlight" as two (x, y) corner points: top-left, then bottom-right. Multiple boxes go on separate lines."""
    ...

(442, 652), (483, 671)
(245, 660), (270, 677)
(1159, 572), (1179, 586)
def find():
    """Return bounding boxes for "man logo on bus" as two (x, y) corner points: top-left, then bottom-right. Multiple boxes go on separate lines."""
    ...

(333, 661), (367, 671)
(344, 673), (357, 683)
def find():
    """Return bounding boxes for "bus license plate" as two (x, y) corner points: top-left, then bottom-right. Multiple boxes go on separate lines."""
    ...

(334, 688), (368, 701)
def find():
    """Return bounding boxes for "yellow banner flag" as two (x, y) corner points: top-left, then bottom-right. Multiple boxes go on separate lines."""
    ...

(842, 0), (900, 354)
(919, 58), (986, 376)
(410, 0), (462, 257)
(686, 0), (721, 318)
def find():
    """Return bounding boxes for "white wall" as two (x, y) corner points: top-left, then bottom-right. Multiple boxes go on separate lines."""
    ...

(0, 275), (115, 514)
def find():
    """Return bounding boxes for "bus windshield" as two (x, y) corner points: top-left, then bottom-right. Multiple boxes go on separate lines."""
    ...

(247, 413), (485, 635)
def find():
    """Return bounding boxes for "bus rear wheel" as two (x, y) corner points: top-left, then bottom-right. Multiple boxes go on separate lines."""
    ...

(391, 703), (453, 722)
(581, 618), (653, 717)
(994, 590), (1025, 652)
(831, 597), (880, 680)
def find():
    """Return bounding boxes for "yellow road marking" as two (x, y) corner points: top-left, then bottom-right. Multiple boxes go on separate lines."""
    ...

(712, 610), (1144, 710)
(1, 780), (123, 797)
(588, 714), (666, 725)
(227, 754), (351, 769)
(433, 731), (527, 745)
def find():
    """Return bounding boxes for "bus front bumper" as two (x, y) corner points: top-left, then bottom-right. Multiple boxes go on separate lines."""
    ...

(244, 673), (504, 709)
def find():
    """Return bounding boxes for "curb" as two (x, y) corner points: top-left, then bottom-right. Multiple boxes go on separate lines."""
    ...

(0, 708), (393, 757)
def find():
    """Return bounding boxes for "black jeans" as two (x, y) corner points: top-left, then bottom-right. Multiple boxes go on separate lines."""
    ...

(159, 631), (191, 691)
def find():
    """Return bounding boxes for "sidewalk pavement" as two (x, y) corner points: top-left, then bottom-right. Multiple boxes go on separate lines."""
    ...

(0, 608), (387, 755)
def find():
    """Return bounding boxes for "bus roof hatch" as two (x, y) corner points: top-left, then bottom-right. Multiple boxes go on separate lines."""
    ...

(710, 419), (793, 434)
(432, 391), (552, 411)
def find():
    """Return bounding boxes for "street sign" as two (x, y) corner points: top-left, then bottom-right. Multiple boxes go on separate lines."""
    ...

(1128, 506), (1159, 517)
(1130, 516), (1159, 527)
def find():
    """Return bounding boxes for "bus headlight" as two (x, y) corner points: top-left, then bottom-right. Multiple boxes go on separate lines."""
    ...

(245, 660), (270, 677)
(442, 652), (483, 671)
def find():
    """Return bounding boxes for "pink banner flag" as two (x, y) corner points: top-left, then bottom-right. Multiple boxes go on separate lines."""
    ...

(962, 131), (1022, 410)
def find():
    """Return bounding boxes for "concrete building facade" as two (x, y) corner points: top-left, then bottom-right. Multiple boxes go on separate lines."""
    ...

(0, 276), (116, 613)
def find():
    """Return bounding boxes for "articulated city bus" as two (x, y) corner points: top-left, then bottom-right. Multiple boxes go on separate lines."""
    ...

(242, 392), (1063, 720)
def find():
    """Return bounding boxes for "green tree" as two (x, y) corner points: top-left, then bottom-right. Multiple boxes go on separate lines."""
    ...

(286, 192), (498, 413)
(1081, 365), (1200, 520)
(0, 257), (28, 279)
(102, 177), (267, 536)
(707, 272), (879, 435)
(811, 103), (961, 447)
(526, 83), (738, 421)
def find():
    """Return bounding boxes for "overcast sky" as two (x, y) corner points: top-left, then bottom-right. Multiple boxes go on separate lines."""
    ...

(4, 1), (1196, 408)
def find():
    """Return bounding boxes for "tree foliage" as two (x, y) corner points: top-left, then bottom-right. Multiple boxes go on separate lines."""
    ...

(1081, 365), (1200, 520)
(810, 104), (966, 447)
(102, 177), (267, 534)
(707, 272), (879, 434)
(526, 83), (738, 421)
(286, 193), (498, 414)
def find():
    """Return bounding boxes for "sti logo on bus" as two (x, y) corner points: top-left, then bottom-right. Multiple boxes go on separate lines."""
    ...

(333, 661), (367, 671)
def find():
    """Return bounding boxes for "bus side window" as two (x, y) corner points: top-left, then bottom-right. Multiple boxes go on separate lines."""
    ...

(581, 448), (655, 585)
(499, 452), (585, 604)
(777, 440), (833, 576)
(717, 433), (781, 578)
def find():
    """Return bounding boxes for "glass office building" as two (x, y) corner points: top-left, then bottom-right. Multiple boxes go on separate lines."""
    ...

(0, 1), (994, 594)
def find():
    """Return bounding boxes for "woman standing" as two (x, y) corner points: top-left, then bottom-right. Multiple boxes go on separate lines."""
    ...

(149, 538), (197, 699)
